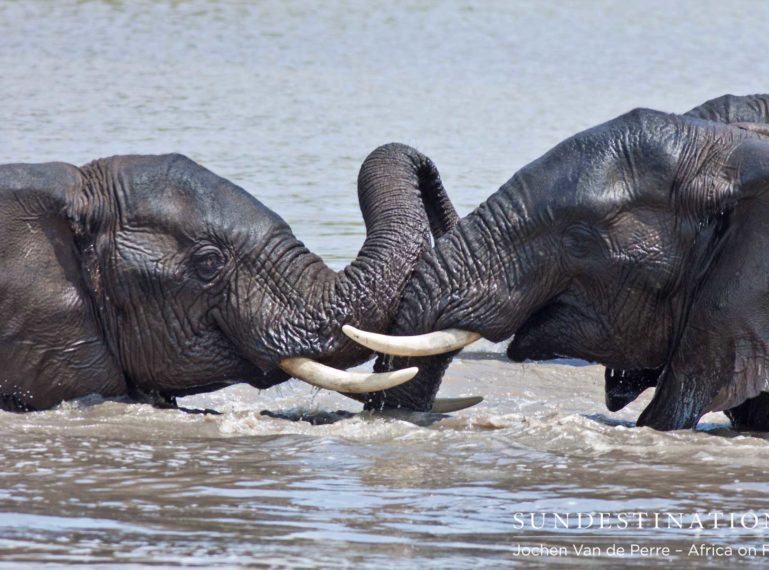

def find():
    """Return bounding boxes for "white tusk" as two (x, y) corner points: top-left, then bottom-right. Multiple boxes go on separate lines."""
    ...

(279, 357), (418, 394)
(430, 396), (484, 413)
(342, 325), (481, 357)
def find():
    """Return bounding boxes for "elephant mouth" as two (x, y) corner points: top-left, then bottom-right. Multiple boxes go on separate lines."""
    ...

(213, 312), (421, 395)
(245, 366), (291, 390)
(505, 302), (571, 363)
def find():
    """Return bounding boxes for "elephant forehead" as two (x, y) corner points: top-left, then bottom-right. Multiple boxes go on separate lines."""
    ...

(512, 139), (676, 225)
(112, 154), (286, 235)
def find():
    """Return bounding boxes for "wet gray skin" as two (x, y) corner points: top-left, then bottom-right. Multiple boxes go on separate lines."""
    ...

(359, 94), (769, 432)
(8, 3), (769, 568)
(0, 144), (457, 411)
(602, 94), (769, 428)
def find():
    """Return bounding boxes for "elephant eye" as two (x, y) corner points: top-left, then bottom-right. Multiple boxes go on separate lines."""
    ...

(193, 246), (227, 281)
(563, 224), (599, 258)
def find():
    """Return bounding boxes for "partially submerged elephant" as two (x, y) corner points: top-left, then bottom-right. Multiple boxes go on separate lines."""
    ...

(603, 93), (769, 428)
(0, 143), (459, 411)
(346, 94), (769, 431)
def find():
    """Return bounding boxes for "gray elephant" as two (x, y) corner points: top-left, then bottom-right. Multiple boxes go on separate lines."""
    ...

(345, 94), (769, 431)
(0, 143), (459, 411)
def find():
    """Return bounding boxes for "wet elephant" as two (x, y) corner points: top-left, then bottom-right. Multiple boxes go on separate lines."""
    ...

(0, 143), (458, 411)
(346, 95), (769, 431)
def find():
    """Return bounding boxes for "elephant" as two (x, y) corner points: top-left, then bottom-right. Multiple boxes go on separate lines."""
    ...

(343, 94), (769, 431)
(0, 143), (461, 412)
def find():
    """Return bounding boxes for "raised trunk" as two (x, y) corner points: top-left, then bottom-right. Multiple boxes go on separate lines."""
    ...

(235, 143), (459, 380)
(330, 143), (459, 362)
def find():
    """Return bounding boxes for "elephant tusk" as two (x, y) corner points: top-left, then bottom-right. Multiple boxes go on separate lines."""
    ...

(279, 357), (419, 394)
(430, 396), (484, 413)
(342, 325), (482, 356)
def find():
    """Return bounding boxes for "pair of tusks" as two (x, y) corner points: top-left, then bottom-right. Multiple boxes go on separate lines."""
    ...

(279, 326), (482, 412)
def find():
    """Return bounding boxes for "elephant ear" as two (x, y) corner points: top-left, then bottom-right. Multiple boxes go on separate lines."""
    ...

(637, 138), (769, 430)
(0, 163), (126, 410)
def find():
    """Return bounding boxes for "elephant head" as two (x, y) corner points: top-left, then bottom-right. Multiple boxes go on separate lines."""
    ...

(0, 143), (457, 410)
(345, 102), (769, 431)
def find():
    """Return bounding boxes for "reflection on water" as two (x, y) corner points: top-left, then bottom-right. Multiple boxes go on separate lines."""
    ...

(4, 0), (769, 567)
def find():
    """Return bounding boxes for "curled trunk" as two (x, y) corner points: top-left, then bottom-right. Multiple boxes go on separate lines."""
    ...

(232, 143), (460, 387)
(350, 176), (557, 410)
(329, 143), (460, 365)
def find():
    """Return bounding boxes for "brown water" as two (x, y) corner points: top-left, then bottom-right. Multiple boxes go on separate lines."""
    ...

(3, 1), (769, 567)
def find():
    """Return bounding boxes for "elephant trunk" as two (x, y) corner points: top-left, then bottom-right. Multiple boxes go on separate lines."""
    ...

(341, 144), (458, 315)
(321, 144), (459, 367)
(348, 175), (560, 410)
(236, 143), (459, 389)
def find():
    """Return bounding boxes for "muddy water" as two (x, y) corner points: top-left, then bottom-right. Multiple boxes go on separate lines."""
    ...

(3, 1), (769, 568)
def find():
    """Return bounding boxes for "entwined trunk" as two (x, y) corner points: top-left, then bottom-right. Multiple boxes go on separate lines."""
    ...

(244, 143), (460, 376)
(357, 173), (560, 410)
